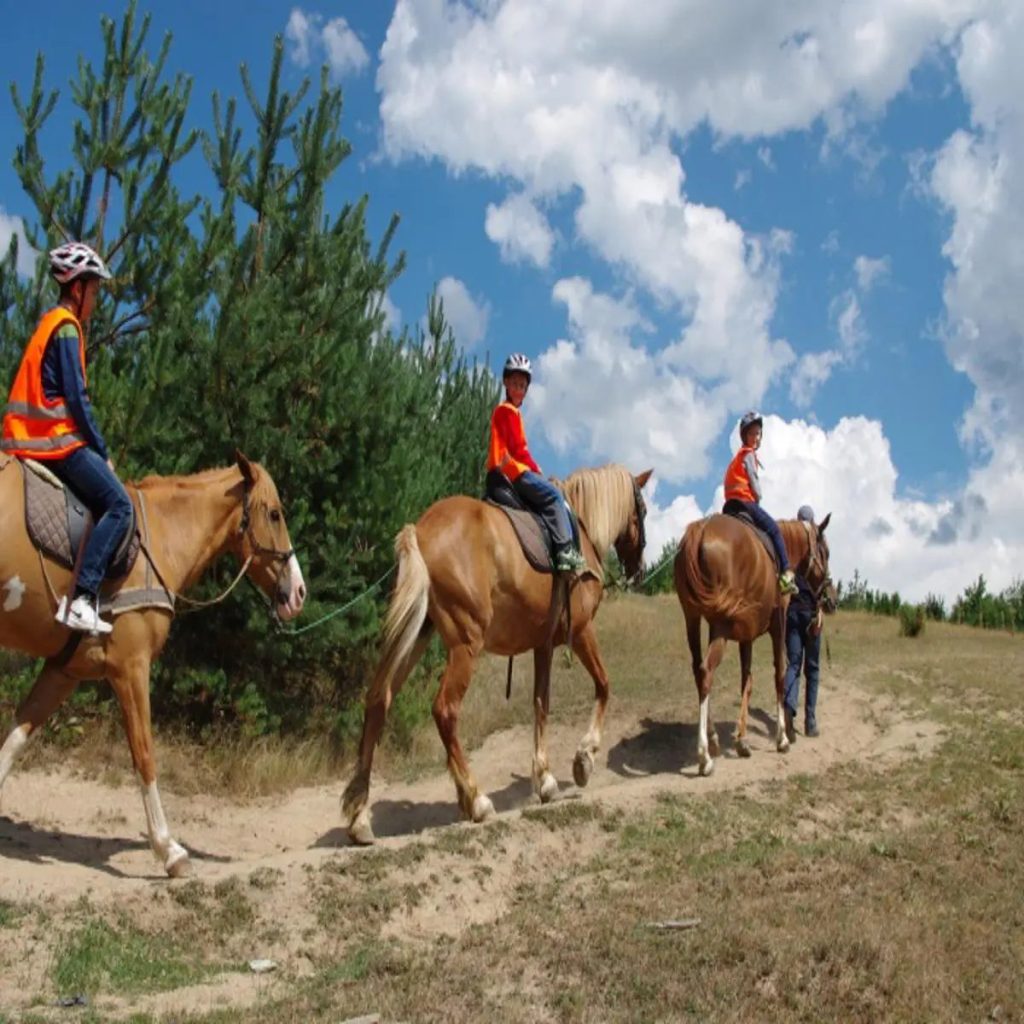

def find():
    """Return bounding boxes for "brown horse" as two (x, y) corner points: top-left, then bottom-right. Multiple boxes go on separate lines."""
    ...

(342, 464), (651, 844)
(0, 452), (306, 876)
(673, 511), (831, 775)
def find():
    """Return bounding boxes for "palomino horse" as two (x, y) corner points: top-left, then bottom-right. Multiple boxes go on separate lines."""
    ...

(674, 512), (831, 775)
(0, 452), (306, 876)
(342, 464), (651, 844)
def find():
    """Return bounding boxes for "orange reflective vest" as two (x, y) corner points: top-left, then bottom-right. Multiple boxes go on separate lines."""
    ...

(486, 401), (539, 482)
(723, 445), (758, 503)
(1, 307), (88, 461)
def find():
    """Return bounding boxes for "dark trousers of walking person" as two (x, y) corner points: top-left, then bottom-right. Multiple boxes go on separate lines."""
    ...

(784, 608), (821, 734)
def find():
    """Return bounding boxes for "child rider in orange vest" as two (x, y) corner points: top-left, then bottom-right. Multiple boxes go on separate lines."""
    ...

(723, 410), (797, 595)
(487, 353), (585, 574)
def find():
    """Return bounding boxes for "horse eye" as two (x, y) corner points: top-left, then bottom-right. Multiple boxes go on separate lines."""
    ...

(269, 508), (282, 524)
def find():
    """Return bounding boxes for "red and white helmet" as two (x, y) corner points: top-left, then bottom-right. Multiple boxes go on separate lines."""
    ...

(48, 242), (112, 284)
(503, 352), (532, 381)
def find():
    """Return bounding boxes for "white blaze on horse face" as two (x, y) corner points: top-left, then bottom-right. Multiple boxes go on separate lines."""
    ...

(2, 576), (26, 612)
(278, 553), (306, 621)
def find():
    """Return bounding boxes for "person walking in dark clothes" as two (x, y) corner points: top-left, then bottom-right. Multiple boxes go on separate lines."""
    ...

(783, 505), (824, 741)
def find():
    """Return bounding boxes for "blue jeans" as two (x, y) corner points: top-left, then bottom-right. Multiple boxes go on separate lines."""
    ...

(49, 447), (133, 598)
(737, 500), (789, 572)
(784, 609), (820, 727)
(512, 471), (573, 550)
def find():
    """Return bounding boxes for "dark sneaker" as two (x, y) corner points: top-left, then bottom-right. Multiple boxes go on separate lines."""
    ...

(805, 721), (820, 738)
(779, 570), (798, 595)
(553, 547), (587, 574)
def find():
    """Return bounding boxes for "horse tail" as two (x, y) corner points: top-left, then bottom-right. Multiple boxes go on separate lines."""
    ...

(366, 524), (431, 707)
(677, 517), (755, 621)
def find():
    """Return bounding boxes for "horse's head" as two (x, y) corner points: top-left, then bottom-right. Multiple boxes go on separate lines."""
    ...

(613, 469), (652, 584)
(803, 512), (833, 611)
(233, 451), (307, 621)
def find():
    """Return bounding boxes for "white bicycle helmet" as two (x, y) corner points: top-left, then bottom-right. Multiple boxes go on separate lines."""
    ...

(49, 242), (112, 284)
(739, 410), (763, 437)
(503, 352), (532, 380)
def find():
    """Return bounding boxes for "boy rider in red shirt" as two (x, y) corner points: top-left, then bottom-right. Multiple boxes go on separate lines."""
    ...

(487, 354), (585, 574)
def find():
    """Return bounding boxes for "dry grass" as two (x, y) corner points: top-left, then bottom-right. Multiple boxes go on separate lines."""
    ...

(3, 600), (1023, 1024)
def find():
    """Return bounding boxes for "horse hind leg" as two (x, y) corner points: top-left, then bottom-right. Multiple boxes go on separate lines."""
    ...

(343, 629), (432, 846)
(532, 646), (558, 803)
(0, 663), (78, 802)
(433, 639), (492, 822)
(568, 622), (611, 788)
(694, 620), (726, 778)
(735, 642), (754, 758)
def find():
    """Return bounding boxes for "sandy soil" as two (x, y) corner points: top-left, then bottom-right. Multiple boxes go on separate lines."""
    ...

(0, 672), (941, 1020)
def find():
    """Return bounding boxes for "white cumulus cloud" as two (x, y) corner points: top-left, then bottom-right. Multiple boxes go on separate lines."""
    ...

(484, 193), (555, 267)
(0, 208), (37, 277)
(436, 276), (490, 349)
(286, 8), (369, 78)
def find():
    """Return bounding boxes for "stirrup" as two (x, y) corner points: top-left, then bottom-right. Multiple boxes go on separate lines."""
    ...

(554, 547), (586, 574)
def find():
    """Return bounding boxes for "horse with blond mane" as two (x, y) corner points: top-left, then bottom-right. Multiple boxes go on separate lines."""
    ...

(0, 452), (306, 876)
(342, 463), (650, 844)
(673, 510), (831, 775)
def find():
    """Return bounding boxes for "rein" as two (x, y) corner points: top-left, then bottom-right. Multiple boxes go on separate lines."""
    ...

(139, 476), (293, 616)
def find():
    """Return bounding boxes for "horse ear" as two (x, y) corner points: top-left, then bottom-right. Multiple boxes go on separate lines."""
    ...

(818, 512), (831, 533)
(635, 468), (653, 489)
(235, 449), (257, 489)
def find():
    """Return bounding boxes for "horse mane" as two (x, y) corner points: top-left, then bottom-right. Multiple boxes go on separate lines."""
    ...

(554, 464), (635, 557)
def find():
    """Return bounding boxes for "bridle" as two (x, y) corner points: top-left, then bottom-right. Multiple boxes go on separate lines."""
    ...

(616, 479), (648, 589)
(240, 485), (295, 566)
(800, 520), (832, 608)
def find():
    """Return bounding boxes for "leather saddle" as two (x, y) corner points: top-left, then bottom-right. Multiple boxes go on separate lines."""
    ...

(722, 498), (780, 572)
(21, 459), (140, 580)
(483, 469), (581, 574)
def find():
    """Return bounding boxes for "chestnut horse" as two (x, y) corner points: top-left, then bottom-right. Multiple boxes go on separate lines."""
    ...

(674, 511), (831, 775)
(0, 452), (306, 876)
(342, 464), (651, 844)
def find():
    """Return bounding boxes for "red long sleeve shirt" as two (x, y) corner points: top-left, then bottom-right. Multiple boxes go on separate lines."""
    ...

(486, 401), (541, 481)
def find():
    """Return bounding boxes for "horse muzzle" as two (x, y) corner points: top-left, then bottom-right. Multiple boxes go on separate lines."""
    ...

(275, 554), (307, 621)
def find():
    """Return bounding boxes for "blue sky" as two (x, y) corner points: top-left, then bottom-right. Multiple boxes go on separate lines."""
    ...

(3, 1), (1023, 603)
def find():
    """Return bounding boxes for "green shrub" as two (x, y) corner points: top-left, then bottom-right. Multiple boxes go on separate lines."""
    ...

(898, 604), (925, 637)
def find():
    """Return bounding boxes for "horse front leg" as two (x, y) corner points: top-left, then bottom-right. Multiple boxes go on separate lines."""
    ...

(568, 622), (609, 788)
(771, 608), (790, 753)
(735, 641), (754, 758)
(433, 639), (492, 822)
(0, 663), (79, 801)
(531, 646), (558, 802)
(107, 654), (190, 877)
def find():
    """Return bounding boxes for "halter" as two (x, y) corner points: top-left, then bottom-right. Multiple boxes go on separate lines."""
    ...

(615, 479), (648, 590)
(799, 520), (832, 606)
(240, 485), (296, 565)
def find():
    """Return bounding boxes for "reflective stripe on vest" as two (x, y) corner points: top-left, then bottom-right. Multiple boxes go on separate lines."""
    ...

(1, 308), (89, 461)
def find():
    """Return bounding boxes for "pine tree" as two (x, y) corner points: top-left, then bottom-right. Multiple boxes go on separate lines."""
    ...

(5, 2), (499, 737)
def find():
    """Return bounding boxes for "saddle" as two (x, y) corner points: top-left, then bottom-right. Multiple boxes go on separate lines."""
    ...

(722, 499), (780, 572)
(20, 459), (140, 579)
(483, 470), (583, 575)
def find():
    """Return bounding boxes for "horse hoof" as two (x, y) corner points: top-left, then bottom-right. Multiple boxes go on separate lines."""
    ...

(349, 821), (376, 846)
(539, 773), (559, 803)
(778, 739), (790, 754)
(166, 847), (191, 879)
(736, 739), (752, 759)
(472, 794), (495, 823)
(572, 750), (594, 788)
(698, 757), (714, 777)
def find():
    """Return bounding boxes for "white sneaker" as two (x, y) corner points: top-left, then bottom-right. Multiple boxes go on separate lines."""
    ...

(56, 595), (113, 635)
